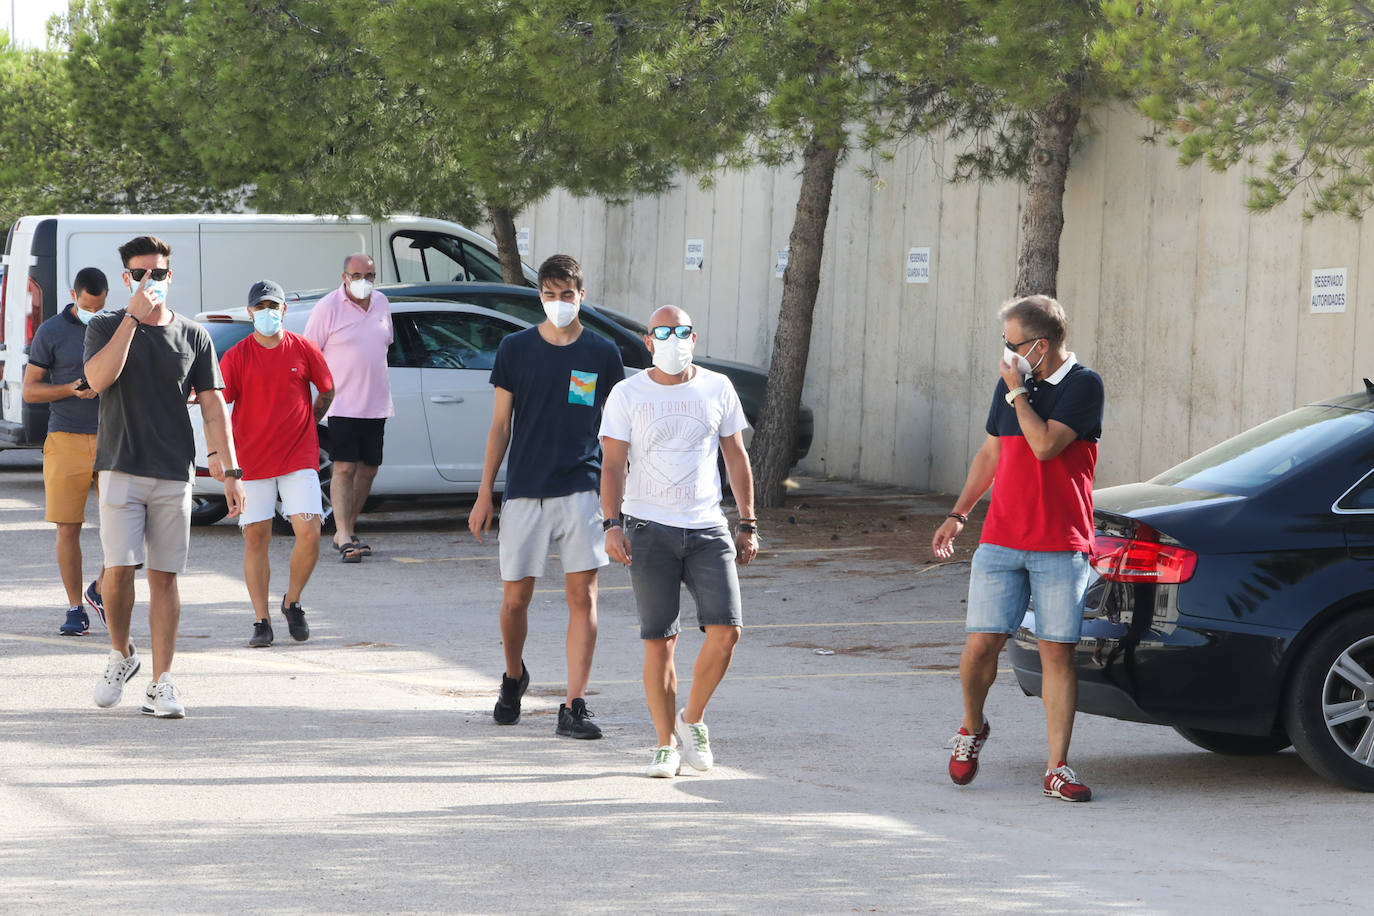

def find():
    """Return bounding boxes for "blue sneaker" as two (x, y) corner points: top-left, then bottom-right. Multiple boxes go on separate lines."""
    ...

(59, 606), (89, 636)
(85, 580), (106, 628)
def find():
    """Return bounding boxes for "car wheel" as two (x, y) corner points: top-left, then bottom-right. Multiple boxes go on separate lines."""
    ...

(1173, 726), (1291, 755)
(190, 495), (229, 526)
(1283, 610), (1374, 791)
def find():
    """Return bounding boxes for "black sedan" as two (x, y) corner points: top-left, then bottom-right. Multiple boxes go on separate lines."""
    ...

(1009, 387), (1374, 790)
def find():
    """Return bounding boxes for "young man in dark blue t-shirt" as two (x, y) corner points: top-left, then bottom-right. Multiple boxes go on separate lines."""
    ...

(468, 254), (625, 738)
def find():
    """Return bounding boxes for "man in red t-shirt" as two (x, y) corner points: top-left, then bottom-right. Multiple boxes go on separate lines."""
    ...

(931, 295), (1105, 802)
(218, 280), (335, 648)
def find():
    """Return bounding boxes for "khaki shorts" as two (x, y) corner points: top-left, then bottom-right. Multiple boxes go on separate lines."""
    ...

(98, 471), (193, 573)
(498, 490), (607, 581)
(43, 431), (99, 524)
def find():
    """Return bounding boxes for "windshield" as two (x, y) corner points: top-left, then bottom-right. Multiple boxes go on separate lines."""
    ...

(1151, 405), (1374, 496)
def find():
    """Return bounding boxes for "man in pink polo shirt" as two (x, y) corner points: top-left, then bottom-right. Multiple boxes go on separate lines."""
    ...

(302, 253), (394, 563)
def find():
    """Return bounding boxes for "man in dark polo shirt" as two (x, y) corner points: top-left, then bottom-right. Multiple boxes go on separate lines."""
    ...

(22, 267), (109, 635)
(931, 294), (1105, 802)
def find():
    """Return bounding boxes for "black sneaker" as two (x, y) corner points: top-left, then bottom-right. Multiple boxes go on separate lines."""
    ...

(556, 698), (602, 739)
(494, 663), (529, 725)
(281, 598), (310, 642)
(249, 618), (273, 648)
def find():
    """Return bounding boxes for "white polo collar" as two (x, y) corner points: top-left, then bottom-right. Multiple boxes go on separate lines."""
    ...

(1039, 352), (1078, 386)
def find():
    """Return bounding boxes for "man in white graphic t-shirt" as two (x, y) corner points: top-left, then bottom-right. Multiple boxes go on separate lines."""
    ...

(599, 304), (759, 779)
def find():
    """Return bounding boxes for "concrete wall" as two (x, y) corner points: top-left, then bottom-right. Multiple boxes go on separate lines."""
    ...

(510, 105), (1372, 493)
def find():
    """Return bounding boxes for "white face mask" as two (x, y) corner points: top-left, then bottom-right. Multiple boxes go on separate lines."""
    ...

(652, 337), (694, 375)
(1002, 342), (1045, 379)
(544, 299), (580, 329)
(1002, 347), (1032, 377)
(348, 278), (373, 300)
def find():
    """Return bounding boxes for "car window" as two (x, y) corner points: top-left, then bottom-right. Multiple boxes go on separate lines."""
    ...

(458, 241), (506, 283)
(394, 311), (523, 370)
(391, 230), (504, 283)
(391, 231), (467, 282)
(204, 321), (254, 361)
(1336, 470), (1374, 511)
(1151, 405), (1374, 496)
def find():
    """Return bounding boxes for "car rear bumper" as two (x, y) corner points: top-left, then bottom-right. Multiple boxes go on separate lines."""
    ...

(1007, 611), (1291, 736)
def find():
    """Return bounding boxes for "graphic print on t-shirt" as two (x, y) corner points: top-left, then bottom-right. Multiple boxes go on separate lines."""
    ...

(568, 370), (598, 406)
(632, 399), (713, 500)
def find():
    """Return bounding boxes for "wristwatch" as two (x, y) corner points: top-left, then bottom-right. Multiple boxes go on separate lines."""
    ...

(224, 468), (244, 479)
(1005, 386), (1028, 406)
(603, 517), (623, 531)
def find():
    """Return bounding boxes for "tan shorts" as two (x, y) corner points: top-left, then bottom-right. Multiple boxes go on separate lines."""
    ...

(98, 471), (193, 573)
(43, 431), (99, 524)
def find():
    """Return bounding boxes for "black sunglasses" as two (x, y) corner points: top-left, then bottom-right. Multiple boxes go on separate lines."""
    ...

(128, 268), (170, 282)
(650, 325), (693, 341)
(1002, 333), (1041, 352)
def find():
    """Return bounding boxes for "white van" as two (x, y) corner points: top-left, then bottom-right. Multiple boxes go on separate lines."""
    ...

(0, 213), (534, 447)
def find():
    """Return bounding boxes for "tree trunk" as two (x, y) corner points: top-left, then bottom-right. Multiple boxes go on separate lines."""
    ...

(748, 135), (840, 507)
(488, 203), (524, 284)
(1013, 87), (1082, 298)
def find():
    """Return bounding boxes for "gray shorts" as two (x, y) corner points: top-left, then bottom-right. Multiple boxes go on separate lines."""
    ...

(97, 471), (192, 573)
(625, 516), (743, 640)
(498, 490), (607, 581)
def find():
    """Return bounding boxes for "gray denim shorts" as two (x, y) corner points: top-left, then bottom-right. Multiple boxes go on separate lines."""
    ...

(625, 516), (743, 640)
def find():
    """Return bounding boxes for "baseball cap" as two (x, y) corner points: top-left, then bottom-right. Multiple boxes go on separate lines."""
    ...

(248, 279), (285, 307)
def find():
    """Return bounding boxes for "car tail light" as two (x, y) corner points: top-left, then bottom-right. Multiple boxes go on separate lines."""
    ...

(1091, 533), (1197, 584)
(25, 277), (42, 345)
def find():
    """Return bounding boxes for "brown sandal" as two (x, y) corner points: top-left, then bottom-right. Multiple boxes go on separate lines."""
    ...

(334, 541), (363, 563)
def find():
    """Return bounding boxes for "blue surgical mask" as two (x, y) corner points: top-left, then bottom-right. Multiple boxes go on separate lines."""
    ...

(252, 308), (283, 336)
(74, 306), (96, 326)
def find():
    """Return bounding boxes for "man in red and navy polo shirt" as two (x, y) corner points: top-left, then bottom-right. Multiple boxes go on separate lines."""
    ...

(931, 294), (1105, 802)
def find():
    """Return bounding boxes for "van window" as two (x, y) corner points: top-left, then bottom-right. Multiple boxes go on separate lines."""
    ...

(390, 231), (503, 284)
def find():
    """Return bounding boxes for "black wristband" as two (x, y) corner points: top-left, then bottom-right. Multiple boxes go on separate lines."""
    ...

(948, 512), (969, 525)
(207, 450), (218, 458)
(737, 523), (757, 534)
(603, 517), (623, 532)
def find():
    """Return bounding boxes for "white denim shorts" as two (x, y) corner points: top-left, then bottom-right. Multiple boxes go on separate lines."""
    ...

(238, 468), (323, 527)
(497, 490), (607, 581)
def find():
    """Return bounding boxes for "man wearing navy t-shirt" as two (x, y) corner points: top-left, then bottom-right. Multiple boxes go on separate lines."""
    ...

(932, 295), (1105, 802)
(468, 254), (625, 739)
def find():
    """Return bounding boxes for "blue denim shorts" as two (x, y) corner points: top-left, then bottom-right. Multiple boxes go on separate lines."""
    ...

(625, 516), (743, 640)
(965, 543), (1092, 644)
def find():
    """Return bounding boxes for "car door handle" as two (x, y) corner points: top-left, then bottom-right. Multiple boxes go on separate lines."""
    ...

(429, 394), (465, 404)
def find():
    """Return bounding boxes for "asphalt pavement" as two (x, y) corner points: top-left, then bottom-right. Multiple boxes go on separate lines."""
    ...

(0, 449), (1364, 914)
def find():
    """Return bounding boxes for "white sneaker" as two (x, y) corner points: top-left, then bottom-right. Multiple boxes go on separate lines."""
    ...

(140, 672), (185, 719)
(646, 745), (680, 778)
(93, 646), (141, 708)
(675, 709), (714, 772)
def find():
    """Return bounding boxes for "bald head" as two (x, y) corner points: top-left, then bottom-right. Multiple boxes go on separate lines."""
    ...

(648, 304), (691, 328)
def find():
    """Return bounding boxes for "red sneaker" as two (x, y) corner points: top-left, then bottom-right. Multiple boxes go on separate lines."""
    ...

(948, 720), (990, 785)
(1043, 761), (1092, 802)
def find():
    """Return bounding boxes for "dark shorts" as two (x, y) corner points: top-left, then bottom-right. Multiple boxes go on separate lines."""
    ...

(625, 516), (743, 640)
(328, 417), (386, 467)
